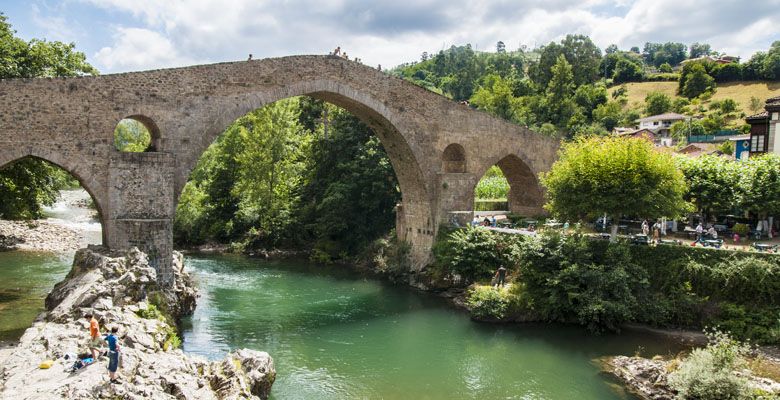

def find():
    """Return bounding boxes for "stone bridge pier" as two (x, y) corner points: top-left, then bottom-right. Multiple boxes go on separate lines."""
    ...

(0, 55), (559, 285)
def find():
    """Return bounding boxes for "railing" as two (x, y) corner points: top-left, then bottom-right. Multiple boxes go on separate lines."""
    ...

(688, 130), (740, 143)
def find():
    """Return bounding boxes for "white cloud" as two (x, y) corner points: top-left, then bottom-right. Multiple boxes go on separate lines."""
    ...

(94, 27), (196, 71)
(76, 0), (780, 72)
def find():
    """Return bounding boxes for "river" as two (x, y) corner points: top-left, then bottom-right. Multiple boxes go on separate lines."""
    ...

(0, 191), (688, 399)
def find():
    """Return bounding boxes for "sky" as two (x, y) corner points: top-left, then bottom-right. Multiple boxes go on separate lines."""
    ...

(3, 0), (779, 74)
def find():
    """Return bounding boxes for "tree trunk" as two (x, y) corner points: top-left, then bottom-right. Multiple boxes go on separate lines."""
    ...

(610, 218), (619, 242)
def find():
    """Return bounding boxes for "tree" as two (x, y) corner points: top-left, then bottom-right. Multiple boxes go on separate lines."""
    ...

(573, 83), (608, 120)
(711, 63), (742, 82)
(296, 108), (400, 259)
(644, 92), (672, 115)
(612, 58), (643, 83)
(741, 155), (780, 218)
(605, 44), (619, 54)
(530, 34), (602, 88)
(0, 13), (98, 220)
(496, 41), (506, 53)
(750, 97), (763, 113)
(689, 42), (713, 59)
(469, 73), (520, 122)
(544, 55), (577, 128)
(541, 136), (689, 239)
(658, 62), (673, 73)
(681, 63), (715, 98)
(592, 101), (623, 131)
(676, 155), (741, 220)
(671, 120), (705, 141)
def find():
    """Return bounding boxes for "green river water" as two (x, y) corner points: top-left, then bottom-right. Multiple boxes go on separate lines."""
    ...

(0, 192), (689, 399)
(0, 250), (688, 399)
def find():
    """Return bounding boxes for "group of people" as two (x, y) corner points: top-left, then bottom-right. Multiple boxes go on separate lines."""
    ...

(693, 222), (720, 244)
(471, 215), (497, 227)
(85, 313), (122, 383)
(641, 219), (665, 244)
(331, 46), (381, 70)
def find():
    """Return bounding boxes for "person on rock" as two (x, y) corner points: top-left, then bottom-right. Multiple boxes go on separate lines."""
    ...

(104, 326), (121, 384)
(86, 313), (101, 361)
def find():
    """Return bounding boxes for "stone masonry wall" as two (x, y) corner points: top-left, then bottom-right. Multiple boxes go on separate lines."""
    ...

(0, 55), (560, 282)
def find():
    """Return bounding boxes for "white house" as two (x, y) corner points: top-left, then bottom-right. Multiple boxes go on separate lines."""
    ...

(636, 113), (690, 139)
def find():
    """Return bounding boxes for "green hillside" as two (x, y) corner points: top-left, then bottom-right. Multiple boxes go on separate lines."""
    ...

(610, 81), (780, 118)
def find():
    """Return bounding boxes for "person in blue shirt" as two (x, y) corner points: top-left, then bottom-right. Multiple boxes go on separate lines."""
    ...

(104, 326), (121, 384)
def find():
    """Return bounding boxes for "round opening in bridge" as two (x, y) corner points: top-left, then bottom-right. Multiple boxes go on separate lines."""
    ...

(113, 117), (157, 152)
(442, 143), (466, 173)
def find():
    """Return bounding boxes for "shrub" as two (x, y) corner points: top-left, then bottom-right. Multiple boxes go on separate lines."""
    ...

(136, 303), (164, 320)
(519, 233), (647, 333)
(468, 285), (511, 320)
(667, 330), (752, 400)
(708, 303), (780, 344)
(434, 226), (523, 282)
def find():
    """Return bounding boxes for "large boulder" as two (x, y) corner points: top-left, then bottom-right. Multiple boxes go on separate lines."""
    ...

(0, 247), (275, 399)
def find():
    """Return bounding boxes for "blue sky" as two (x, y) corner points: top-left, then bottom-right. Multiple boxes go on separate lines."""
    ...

(3, 0), (780, 74)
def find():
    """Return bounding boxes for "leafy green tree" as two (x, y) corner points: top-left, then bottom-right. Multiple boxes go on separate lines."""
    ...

(544, 55), (577, 129)
(658, 62), (673, 73)
(671, 120), (705, 141)
(530, 34), (602, 88)
(469, 73), (520, 121)
(605, 44), (619, 54)
(0, 159), (74, 219)
(676, 155), (741, 219)
(689, 42), (713, 59)
(681, 63), (715, 98)
(643, 42), (687, 67)
(0, 13), (98, 220)
(541, 136), (690, 237)
(741, 155), (780, 218)
(592, 101), (623, 131)
(612, 58), (644, 83)
(644, 91), (672, 115)
(232, 99), (311, 245)
(573, 83), (608, 120)
(711, 63), (742, 82)
(296, 106), (400, 259)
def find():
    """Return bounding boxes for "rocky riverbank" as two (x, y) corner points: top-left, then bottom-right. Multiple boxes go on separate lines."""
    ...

(0, 246), (275, 399)
(604, 355), (780, 399)
(0, 219), (83, 252)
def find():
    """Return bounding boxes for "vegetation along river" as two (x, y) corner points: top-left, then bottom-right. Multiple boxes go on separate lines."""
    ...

(0, 192), (689, 399)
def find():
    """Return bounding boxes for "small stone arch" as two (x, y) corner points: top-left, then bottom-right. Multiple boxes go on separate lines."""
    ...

(114, 115), (161, 152)
(442, 143), (467, 173)
(473, 153), (546, 216)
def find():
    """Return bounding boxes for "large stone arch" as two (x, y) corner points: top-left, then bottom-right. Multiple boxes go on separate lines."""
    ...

(0, 152), (108, 244)
(171, 79), (434, 266)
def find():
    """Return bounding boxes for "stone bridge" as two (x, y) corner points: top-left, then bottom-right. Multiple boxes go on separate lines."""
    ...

(0, 55), (559, 283)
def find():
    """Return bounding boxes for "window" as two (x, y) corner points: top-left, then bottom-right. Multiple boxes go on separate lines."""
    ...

(653, 121), (659, 126)
(751, 134), (766, 152)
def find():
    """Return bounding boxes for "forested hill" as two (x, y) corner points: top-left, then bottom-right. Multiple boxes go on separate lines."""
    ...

(389, 37), (780, 139)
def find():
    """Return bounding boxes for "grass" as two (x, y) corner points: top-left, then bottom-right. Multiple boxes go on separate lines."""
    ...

(610, 80), (780, 118)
